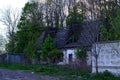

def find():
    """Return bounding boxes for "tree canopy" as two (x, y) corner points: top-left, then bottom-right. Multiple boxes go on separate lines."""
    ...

(41, 35), (63, 63)
(15, 2), (45, 54)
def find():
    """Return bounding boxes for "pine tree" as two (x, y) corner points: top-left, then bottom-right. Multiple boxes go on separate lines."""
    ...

(41, 35), (63, 63)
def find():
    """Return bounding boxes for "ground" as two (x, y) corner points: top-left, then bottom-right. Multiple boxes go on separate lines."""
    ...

(0, 64), (118, 80)
(0, 68), (59, 80)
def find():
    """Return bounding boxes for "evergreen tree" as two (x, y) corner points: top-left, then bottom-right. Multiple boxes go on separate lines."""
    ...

(41, 35), (63, 63)
(15, 2), (45, 54)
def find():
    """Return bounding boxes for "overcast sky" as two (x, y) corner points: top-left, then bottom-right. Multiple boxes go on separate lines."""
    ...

(0, 0), (28, 37)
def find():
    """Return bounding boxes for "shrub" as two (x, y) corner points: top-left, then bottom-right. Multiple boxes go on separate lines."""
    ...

(92, 70), (117, 80)
(49, 49), (63, 63)
(75, 46), (87, 59)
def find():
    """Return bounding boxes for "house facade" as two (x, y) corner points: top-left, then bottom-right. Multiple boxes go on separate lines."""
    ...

(38, 20), (103, 65)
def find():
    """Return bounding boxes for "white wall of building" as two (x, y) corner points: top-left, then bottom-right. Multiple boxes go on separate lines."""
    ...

(62, 48), (92, 65)
(63, 49), (76, 64)
(92, 41), (120, 75)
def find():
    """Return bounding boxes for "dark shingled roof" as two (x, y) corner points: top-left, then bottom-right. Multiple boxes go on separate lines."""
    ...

(38, 19), (103, 49)
(64, 20), (103, 49)
(55, 27), (69, 48)
(77, 20), (102, 46)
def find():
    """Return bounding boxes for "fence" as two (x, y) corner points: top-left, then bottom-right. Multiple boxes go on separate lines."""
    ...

(0, 53), (30, 64)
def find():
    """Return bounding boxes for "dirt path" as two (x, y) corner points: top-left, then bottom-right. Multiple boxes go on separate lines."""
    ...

(0, 68), (59, 80)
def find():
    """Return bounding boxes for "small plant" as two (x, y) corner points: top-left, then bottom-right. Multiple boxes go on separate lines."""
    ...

(49, 49), (63, 63)
(75, 46), (87, 59)
(41, 35), (63, 64)
(91, 70), (118, 80)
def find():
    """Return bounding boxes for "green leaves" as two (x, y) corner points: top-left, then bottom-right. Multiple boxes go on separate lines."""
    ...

(15, 2), (44, 55)
(25, 39), (36, 58)
(100, 9), (120, 41)
(41, 35), (56, 59)
(66, 5), (84, 26)
(41, 35), (63, 63)
(75, 46), (87, 59)
(110, 10), (120, 40)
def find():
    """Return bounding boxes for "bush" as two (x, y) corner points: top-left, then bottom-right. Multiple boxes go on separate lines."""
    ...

(75, 46), (87, 59)
(91, 71), (118, 80)
(49, 49), (63, 63)
(41, 35), (63, 64)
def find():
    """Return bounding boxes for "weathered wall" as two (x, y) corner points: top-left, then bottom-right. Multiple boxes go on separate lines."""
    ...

(63, 49), (92, 65)
(63, 49), (76, 64)
(92, 41), (120, 75)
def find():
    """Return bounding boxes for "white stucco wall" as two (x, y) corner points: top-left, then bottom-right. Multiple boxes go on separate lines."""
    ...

(62, 49), (92, 65)
(63, 49), (76, 64)
(92, 42), (120, 75)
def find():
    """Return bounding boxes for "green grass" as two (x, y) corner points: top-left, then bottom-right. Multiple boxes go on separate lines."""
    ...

(0, 63), (120, 80)
(0, 63), (88, 76)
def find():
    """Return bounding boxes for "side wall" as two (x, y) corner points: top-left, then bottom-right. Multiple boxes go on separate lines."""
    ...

(92, 42), (120, 75)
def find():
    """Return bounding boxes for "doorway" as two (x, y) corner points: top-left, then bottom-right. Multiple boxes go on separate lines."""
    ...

(69, 54), (73, 63)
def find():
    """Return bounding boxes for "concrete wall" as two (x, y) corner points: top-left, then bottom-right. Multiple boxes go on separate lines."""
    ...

(92, 41), (120, 75)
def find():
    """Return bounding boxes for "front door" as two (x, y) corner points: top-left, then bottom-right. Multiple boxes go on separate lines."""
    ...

(69, 54), (73, 63)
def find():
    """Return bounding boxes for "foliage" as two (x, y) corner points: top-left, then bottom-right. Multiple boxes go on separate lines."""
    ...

(90, 71), (119, 80)
(100, 1), (118, 19)
(75, 46), (87, 59)
(15, 2), (44, 54)
(5, 43), (14, 53)
(25, 39), (36, 58)
(0, 63), (87, 76)
(100, 24), (109, 41)
(66, 5), (84, 26)
(41, 35), (56, 60)
(49, 49), (63, 63)
(41, 35), (62, 63)
(100, 9), (120, 41)
(110, 9), (120, 40)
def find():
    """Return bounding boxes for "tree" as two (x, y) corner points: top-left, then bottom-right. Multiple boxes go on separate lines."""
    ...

(66, 0), (84, 26)
(100, 9), (120, 41)
(75, 46), (86, 59)
(66, 4), (84, 26)
(44, 0), (67, 28)
(0, 35), (6, 52)
(25, 38), (36, 64)
(100, 0), (118, 19)
(110, 9), (120, 40)
(41, 35), (63, 63)
(92, 43), (102, 73)
(0, 7), (20, 53)
(15, 2), (45, 53)
(49, 49), (63, 63)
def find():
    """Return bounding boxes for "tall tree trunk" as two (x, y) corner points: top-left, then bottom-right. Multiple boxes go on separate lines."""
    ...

(95, 56), (98, 73)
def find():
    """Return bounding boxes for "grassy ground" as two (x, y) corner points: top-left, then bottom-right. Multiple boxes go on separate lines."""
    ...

(0, 63), (120, 80)
(0, 63), (88, 76)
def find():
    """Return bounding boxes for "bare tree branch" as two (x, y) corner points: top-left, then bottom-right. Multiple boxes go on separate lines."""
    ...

(0, 7), (20, 52)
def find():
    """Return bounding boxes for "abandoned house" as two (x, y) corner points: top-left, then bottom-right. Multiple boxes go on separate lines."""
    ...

(37, 19), (103, 65)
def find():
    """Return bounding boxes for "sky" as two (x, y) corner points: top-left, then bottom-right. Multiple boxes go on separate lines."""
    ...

(0, 0), (28, 37)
